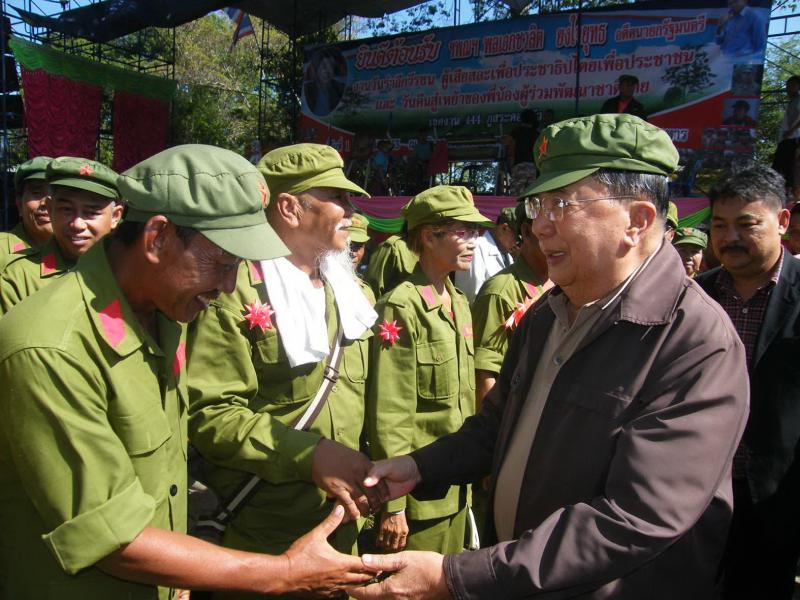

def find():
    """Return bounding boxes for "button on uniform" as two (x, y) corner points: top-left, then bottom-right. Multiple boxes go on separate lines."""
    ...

(170, 484), (178, 497)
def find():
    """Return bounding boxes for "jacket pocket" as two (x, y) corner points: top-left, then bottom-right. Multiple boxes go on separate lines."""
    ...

(343, 331), (372, 384)
(416, 339), (457, 400)
(464, 335), (475, 390)
(110, 405), (172, 456)
(560, 381), (632, 419)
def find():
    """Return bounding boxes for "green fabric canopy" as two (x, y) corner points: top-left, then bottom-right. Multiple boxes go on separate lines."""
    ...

(10, 36), (175, 101)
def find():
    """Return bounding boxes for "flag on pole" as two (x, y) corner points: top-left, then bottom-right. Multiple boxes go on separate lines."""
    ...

(224, 8), (254, 50)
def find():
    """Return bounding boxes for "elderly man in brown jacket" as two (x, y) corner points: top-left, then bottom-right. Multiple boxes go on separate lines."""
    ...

(352, 115), (749, 599)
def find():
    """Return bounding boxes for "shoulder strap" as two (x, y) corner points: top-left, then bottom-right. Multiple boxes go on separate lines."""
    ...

(207, 310), (345, 527)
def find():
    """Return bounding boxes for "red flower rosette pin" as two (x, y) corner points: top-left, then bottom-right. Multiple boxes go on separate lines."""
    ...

(504, 298), (535, 331)
(243, 299), (275, 333)
(378, 319), (402, 345)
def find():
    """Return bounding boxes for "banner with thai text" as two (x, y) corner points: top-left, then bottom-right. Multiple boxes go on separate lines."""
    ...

(299, 0), (770, 176)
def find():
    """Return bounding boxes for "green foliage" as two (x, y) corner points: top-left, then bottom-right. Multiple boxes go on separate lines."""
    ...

(756, 37), (800, 163)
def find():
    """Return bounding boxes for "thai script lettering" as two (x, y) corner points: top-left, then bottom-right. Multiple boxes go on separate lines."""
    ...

(664, 128), (690, 142)
(400, 81), (651, 113)
(555, 14), (608, 57)
(615, 15), (707, 43)
(352, 72), (437, 93)
(449, 37), (480, 59)
(438, 49), (693, 91)
(355, 34), (442, 70)
(483, 25), (545, 57)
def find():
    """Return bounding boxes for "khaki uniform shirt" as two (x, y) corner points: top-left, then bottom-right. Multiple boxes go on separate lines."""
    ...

(0, 222), (31, 258)
(187, 261), (372, 553)
(364, 235), (418, 298)
(0, 240), (187, 600)
(0, 236), (73, 315)
(368, 266), (475, 519)
(472, 257), (546, 375)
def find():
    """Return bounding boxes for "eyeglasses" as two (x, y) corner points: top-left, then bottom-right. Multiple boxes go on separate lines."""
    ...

(433, 224), (481, 241)
(524, 195), (634, 222)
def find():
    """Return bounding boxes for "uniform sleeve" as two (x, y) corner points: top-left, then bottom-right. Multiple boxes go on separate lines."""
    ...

(472, 291), (513, 375)
(444, 309), (750, 598)
(186, 300), (322, 484)
(0, 265), (27, 315)
(367, 300), (417, 513)
(365, 245), (395, 298)
(0, 348), (156, 575)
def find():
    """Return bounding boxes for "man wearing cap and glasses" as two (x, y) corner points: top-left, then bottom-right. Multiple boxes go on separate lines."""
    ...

(187, 143), (383, 596)
(0, 145), (386, 599)
(0, 157), (123, 315)
(0, 156), (53, 257)
(352, 114), (748, 599)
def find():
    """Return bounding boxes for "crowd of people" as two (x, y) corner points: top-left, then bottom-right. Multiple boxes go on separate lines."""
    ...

(0, 113), (798, 600)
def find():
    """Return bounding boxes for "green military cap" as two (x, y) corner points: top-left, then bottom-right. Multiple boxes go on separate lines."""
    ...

(258, 143), (369, 198)
(46, 157), (119, 199)
(526, 114), (679, 196)
(401, 185), (493, 231)
(497, 206), (519, 234)
(14, 156), (52, 190)
(347, 212), (370, 243)
(117, 144), (288, 261)
(666, 201), (679, 229)
(673, 226), (708, 249)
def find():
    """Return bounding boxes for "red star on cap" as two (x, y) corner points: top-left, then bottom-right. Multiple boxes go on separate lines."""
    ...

(79, 164), (94, 176)
(243, 299), (275, 333)
(378, 319), (402, 345)
(538, 136), (549, 158)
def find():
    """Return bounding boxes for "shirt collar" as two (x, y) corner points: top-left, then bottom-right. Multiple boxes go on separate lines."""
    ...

(77, 239), (181, 360)
(717, 251), (784, 297)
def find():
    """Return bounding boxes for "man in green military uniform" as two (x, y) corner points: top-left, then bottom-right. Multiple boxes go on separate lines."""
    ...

(673, 226), (708, 278)
(348, 212), (370, 270)
(368, 186), (491, 555)
(0, 144), (387, 599)
(0, 156), (52, 257)
(348, 212), (376, 304)
(364, 232), (418, 298)
(187, 143), (379, 598)
(0, 157), (123, 314)
(472, 200), (550, 407)
(665, 200), (679, 242)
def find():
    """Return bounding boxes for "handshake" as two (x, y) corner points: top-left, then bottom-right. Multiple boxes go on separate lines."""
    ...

(297, 439), (451, 599)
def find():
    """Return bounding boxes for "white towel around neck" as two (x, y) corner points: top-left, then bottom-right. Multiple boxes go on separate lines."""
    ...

(260, 255), (377, 368)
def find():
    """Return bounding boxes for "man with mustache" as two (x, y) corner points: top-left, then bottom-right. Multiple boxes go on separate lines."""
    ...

(187, 143), (381, 599)
(696, 164), (800, 599)
(0, 157), (123, 315)
(0, 156), (52, 257)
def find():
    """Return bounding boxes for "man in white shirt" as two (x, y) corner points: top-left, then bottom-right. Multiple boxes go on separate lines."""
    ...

(454, 207), (517, 303)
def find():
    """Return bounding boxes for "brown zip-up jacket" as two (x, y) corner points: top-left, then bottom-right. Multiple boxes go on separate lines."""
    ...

(412, 242), (749, 599)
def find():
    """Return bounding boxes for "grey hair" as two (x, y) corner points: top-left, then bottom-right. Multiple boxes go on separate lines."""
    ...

(589, 168), (671, 221)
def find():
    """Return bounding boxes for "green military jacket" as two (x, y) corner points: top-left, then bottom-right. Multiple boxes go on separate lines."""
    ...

(0, 236), (74, 315)
(0, 222), (31, 257)
(0, 240), (187, 600)
(472, 257), (546, 375)
(187, 260), (372, 554)
(364, 234), (418, 298)
(368, 266), (474, 520)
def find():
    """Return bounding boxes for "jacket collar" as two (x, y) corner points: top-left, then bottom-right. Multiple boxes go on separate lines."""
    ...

(38, 237), (75, 278)
(754, 250), (800, 365)
(546, 241), (684, 327)
(409, 264), (461, 311)
(77, 240), (182, 364)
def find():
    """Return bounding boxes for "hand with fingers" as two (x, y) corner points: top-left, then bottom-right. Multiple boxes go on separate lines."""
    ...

(376, 510), (409, 552)
(282, 505), (390, 598)
(347, 551), (451, 600)
(362, 455), (422, 502)
(311, 438), (390, 520)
